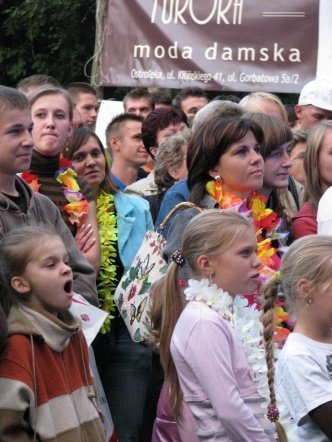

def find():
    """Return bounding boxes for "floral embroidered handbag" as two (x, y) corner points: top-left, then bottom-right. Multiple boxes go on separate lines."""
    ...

(114, 201), (203, 344)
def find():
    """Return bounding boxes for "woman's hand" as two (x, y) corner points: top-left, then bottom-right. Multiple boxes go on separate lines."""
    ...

(75, 224), (96, 254)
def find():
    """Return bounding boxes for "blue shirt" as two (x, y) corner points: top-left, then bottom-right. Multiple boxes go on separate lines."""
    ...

(110, 173), (126, 191)
(155, 178), (190, 238)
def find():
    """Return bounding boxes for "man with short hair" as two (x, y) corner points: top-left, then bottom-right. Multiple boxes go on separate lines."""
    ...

(66, 82), (99, 129)
(106, 113), (149, 190)
(123, 88), (154, 118)
(173, 86), (208, 118)
(295, 79), (332, 130)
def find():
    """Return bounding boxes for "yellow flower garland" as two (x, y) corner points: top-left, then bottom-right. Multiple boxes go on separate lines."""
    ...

(96, 191), (118, 333)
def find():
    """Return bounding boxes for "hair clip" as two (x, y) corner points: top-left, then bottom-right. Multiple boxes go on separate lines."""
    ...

(170, 249), (185, 268)
(266, 403), (279, 423)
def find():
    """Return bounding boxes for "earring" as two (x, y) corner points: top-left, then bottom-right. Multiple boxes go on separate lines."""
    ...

(214, 175), (223, 183)
(209, 274), (213, 286)
(306, 298), (313, 307)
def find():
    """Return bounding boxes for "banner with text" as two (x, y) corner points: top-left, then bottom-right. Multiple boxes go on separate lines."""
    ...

(100, 0), (320, 92)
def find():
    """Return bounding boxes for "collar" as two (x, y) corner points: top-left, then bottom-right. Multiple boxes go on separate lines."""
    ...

(8, 304), (80, 352)
(30, 150), (59, 176)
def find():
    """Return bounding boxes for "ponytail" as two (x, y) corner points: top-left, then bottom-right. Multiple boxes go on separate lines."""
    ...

(262, 274), (287, 442)
(150, 262), (185, 420)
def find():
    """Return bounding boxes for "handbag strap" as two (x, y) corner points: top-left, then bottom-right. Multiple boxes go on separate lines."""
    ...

(159, 201), (203, 230)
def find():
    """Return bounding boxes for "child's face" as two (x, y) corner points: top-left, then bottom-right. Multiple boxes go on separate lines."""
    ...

(202, 228), (261, 296)
(0, 108), (33, 176)
(31, 94), (73, 157)
(13, 237), (73, 316)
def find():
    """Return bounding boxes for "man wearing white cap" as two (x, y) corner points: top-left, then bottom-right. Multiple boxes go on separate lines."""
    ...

(295, 78), (332, 130)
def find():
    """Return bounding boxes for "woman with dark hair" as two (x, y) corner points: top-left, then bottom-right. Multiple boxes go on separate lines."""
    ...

(64, 126), (154, 442)
(164, 116), (268, 279)
(154, 116), (291, 440)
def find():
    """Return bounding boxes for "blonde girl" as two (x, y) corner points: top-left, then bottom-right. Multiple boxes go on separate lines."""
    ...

(153, 210), (283, 441)
(262, 235), (332, 441)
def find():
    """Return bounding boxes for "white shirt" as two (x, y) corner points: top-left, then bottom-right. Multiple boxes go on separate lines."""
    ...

(276, 332), (332, 441)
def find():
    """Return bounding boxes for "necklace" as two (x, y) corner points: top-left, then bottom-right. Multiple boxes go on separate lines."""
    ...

(205, 180), (290, 343)
(21, 155), (89, 226)
(185, 278), (296, 439)
(96, 190), (118, 333)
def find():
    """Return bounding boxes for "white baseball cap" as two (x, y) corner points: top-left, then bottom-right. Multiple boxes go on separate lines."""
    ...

(298, 78), (332, 111)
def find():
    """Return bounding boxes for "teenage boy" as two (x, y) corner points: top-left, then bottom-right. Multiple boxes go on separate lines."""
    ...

(0, 85), (98, 306)
(66, 82), (99, 129)
(106, 113), (149, 190)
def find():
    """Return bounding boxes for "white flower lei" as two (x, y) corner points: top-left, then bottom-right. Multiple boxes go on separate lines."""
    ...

(185, 278), (297, 441)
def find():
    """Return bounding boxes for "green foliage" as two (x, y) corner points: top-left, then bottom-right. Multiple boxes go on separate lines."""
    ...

(0, 0), (96, 86)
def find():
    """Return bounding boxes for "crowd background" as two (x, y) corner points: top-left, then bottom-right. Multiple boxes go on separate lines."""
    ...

(0, 45), (331, 441)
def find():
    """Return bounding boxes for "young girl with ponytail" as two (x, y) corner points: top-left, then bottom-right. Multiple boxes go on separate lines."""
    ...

(152, 209), (285, 441)
(262, 235), (332, 441)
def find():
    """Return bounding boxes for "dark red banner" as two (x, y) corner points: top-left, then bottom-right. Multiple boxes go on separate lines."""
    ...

(100, 0), (319, 92)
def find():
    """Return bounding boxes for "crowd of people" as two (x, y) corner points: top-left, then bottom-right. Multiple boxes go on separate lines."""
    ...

(0, 75), (332, 441)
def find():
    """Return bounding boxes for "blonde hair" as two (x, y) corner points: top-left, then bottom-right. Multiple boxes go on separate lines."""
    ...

(152, 210), (252, 419)
(304, 121), (332, 209)
(262, 235), (332, 442)
(240, 92), (288, 123)
(28, 85), (74, 121)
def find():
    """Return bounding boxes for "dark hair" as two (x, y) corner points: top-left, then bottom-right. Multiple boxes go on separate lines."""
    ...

(64, 126), (118, 195)
(187, 117), (264, 205)
(0, 225), (61, 306)
(0, 85), (30, 113)
(151, 89), (172, 107)
(173, 87), (208, 109)
(16, 75), (60, 93)
(105, 112), (144, 146)
(284, 103), (298, 127)
(123, 88), (154, 110)
(65, 82), (98, 103)
(142, 108), (187, 156)
(212, 94), (241, 104)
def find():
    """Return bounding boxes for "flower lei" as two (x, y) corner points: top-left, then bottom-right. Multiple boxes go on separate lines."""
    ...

(205, 179), (290, 343)
(96, 190), (118, 333)
(185, 279), (296, 439)
(21, 155), (89, 226)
